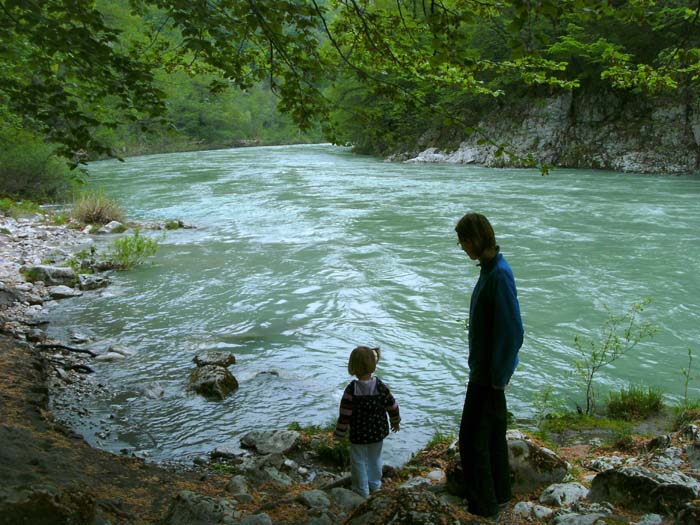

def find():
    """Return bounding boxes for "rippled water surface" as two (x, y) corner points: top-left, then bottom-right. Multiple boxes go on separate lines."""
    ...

(47, 144), (700, 465)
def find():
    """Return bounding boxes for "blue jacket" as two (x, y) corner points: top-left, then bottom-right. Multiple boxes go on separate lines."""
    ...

(468, 251), (523, 388)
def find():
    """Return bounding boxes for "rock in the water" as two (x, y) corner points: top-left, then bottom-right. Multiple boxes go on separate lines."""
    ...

(97, 221), (126, 234)
(188, 365), (239, 400)
(239, 429), (300, 455)
(48, 285), (83, 299)
(78, 273), (110, 290)
(193, 351), (236, 368)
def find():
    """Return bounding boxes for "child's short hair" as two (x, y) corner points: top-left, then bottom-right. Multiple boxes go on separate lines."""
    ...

(348, 346), (381, 377)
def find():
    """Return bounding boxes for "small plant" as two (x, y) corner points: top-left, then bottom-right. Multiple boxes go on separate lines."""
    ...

(426, 430), (455, 450)
(533, 385), (569, 428)
(108, 230), (158, 270)
(605, 385), (664, 420)
(72, 189), (124, 225)
(288, 421), (351, 469)
(682, 348), (696, 407)
(573, 298), (659, 415)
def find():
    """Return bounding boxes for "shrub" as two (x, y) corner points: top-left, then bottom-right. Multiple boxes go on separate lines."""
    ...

(72, 190), (124, 225)
(605, 385), (664, 420)
(673, 402), (700, 431)
(108, 230), (158, 270)
(0, 127), (77, 202)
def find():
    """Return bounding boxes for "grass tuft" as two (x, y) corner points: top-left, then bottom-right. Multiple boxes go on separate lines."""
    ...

(72, 190), (124, 225)
(605, 385), (664, 421)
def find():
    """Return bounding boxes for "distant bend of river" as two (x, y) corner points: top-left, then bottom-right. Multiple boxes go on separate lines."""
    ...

(46, 144), (700, 465)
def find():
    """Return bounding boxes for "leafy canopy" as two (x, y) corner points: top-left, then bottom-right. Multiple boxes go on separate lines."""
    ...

(1, 0), (698, 160)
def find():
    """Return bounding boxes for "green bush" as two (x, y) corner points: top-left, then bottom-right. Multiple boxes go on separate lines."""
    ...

(0, 127), (77, 202)
(605, 385), (664, 420)
(72, 190), (124, 225)
(673, 401), (700, 431)
(108, 230), (158, 270)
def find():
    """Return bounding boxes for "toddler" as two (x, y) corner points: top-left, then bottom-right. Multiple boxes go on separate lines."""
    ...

(334, 345), (401, 497)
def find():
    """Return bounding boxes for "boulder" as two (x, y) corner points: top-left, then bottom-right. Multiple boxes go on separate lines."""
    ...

(589, 465), (699, 513)
(48, 285), (83, 299)
(21, 265), (75, 286)
(508, 432), (569, 494)
(161, 490), (238, 525)
(193, 351), (236, 368)
(346, 489), (456, 525)
(240, 430), (300, 455)
(188, 365), (239, 400)
(539, 482), (589, 507)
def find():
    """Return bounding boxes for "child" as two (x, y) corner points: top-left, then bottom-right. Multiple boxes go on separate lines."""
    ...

(334, 345), (401, 497)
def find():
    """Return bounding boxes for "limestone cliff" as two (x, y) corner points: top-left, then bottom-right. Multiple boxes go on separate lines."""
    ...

(396, 89), (700, 174)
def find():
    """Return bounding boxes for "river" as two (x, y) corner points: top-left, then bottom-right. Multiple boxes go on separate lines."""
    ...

(46, 144), (700, 466)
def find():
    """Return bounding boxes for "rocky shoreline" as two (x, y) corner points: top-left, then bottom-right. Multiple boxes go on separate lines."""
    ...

(2, 210), (700, 524)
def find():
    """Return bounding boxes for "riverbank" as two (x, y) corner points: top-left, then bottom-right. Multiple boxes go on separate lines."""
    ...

(1, 210), (699, 524)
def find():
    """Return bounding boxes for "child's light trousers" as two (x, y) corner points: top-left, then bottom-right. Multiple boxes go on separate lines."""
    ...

(350, 441), (383, 497)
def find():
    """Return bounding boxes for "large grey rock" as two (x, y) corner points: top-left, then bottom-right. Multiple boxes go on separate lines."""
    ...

(297, 489), (331, 509)
(161, 490), (237, 525)
(188, 365), (238, 400)
(193, 351), (236, 368)
(329, 487), (365, 512)
(589, 465), (699, 513)
(21, 265), (75, 286)
(507, 433), (569, 495)
(539, 482), (589, 507)
(240, 430), (300, 455)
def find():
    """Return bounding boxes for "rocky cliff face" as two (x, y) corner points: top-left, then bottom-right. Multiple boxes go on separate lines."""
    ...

(398, 90), (700, 174)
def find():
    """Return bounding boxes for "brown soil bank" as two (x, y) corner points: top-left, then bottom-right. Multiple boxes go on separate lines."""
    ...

(0, 335), (226, 525)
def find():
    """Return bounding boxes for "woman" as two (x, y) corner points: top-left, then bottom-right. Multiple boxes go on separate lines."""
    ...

(455, 212), (524, 518)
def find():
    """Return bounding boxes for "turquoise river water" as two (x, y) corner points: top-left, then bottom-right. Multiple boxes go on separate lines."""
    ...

(46, 144), (700, 466)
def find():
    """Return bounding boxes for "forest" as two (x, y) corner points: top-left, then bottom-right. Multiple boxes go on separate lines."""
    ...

(1, 0), (699, 200)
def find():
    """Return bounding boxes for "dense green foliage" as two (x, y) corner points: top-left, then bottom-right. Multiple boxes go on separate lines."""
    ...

(1, 0), (698, 194)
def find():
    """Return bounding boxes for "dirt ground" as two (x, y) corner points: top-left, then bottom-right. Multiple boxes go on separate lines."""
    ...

(0, 335), (232, 524)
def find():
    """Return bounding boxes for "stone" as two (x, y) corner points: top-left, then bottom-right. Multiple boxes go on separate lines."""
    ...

(188, 365), (239, 400)
(539, 482), (589, 507)
(589, 465), (699, 513)
(21, 264), (75, 286)
(508, 436), (569, 495)
(78, 273), (110, 290)
(193, 351), (236, 368)
(97, 221), (126, 234)
(297, 489), (331, 509)
(239, 514), (272, 525)
(240, 430), (300, 455)
(329, 488), (365, 512)
(161, 490), (237, 525)
(48, 285), (83, 299)
(549, 512), (615, 525)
